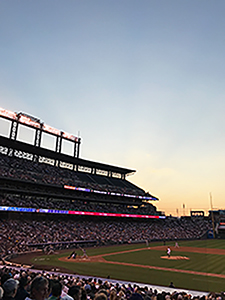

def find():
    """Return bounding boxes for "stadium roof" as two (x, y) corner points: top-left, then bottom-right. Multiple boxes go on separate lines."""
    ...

(0, 135), (135, 176)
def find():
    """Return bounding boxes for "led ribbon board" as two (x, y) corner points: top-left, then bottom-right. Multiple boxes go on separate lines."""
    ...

(0, 206), (165, 219)
(64, 185), (158, 200)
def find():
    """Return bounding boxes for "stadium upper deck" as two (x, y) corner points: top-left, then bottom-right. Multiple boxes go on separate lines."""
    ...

(0, 107), (159, 215)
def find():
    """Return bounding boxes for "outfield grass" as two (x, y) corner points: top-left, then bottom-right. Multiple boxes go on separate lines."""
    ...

(105, 249), (225, 274)
(31, 240), (225, 293)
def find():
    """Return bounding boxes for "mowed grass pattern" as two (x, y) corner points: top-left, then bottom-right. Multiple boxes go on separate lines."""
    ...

(32, 240), (225, 292)
(178, 239), (225, 249)
(105, 249), (225, 274)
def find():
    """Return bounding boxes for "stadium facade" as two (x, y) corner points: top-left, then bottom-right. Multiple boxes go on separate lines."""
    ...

(0, 107), (164, 221)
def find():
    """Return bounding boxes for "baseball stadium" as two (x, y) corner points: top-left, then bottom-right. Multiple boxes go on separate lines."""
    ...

(1, 107), (225, 299)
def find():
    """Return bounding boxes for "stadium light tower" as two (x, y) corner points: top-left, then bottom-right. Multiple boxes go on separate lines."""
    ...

(210, 192), (215, 238)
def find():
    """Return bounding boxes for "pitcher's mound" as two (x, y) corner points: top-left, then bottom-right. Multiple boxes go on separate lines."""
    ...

(161, 256), (190, 260)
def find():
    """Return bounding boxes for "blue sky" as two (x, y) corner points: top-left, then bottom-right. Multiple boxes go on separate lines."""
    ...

(0, 1), (225, 216)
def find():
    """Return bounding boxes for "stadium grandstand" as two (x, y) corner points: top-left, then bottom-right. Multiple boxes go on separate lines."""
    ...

(0, 107), (212, 255)
(0, 107), (161, 219)
(0, 107), (218, 298)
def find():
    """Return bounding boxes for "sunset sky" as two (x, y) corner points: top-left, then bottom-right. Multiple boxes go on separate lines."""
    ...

(0, 1), (225, 216)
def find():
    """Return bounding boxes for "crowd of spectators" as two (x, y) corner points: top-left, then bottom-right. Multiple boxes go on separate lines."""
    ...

(0, 153), (145, 196)
(0, 152), (215, 298)
(0, 216), (212, 257)
(0, 266), (223, 300)
(0, 152), (212, 260)
(0, 195), (158, 216)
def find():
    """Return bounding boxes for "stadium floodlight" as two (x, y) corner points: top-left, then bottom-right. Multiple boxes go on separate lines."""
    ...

(0, 107), (81, 147)
(43, 124), (61, 136)
(0, 107), (17, 120)
(17, 112), (41, 123)
(18, 114), (41, 128)
(62, 131), (79, 142)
